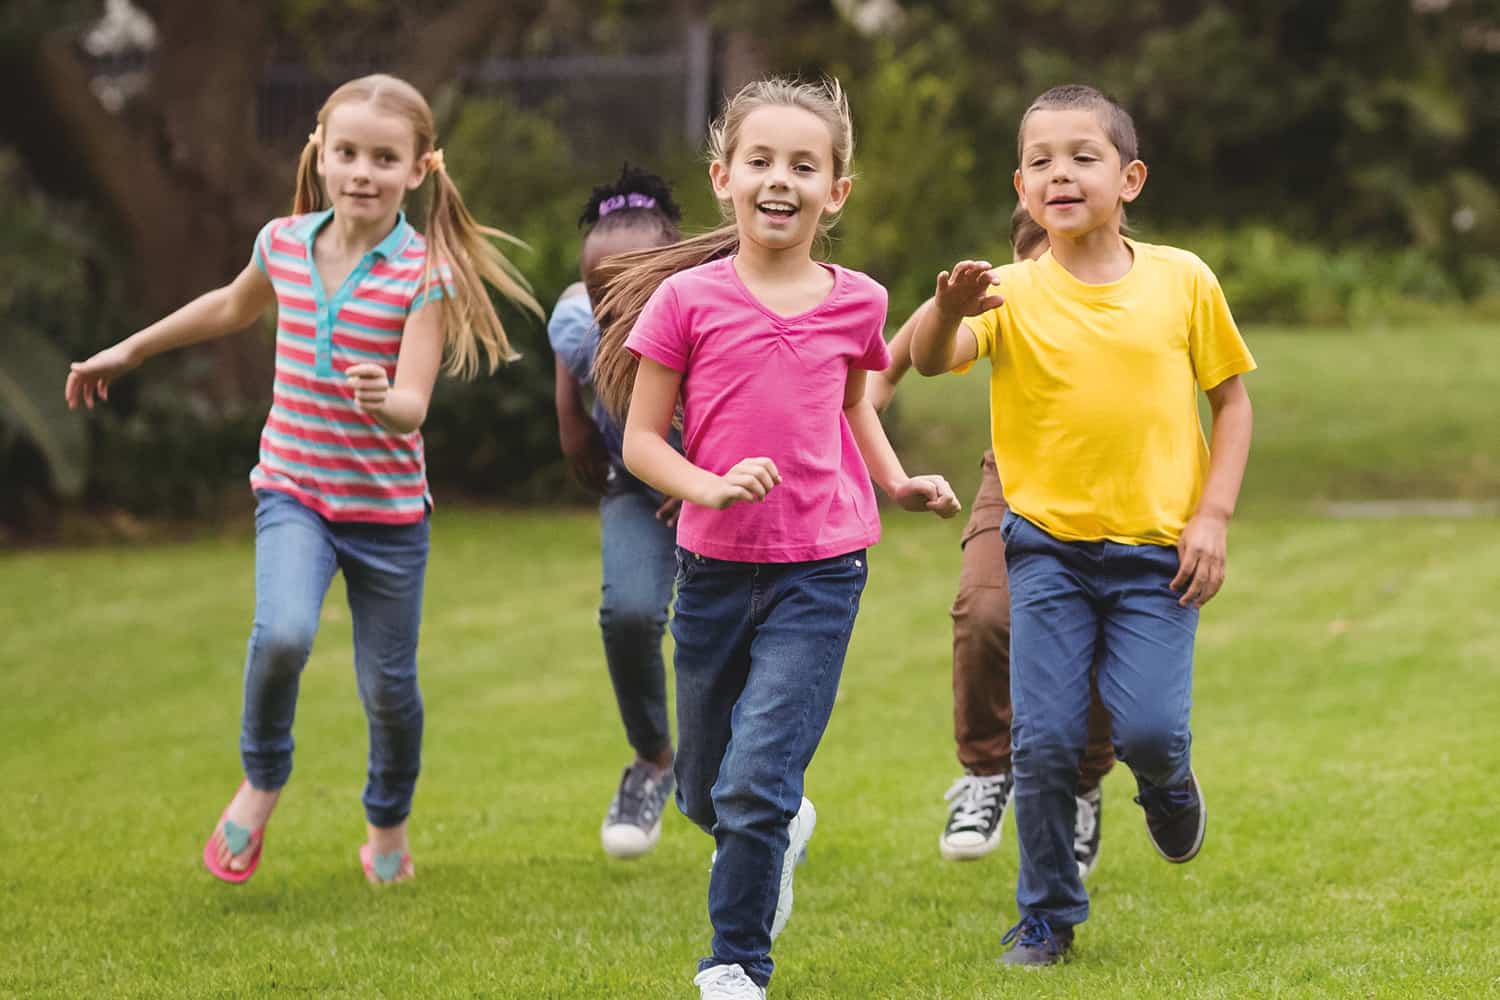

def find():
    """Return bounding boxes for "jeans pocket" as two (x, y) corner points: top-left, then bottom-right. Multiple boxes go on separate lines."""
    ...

(674, 546), (700, 587)
(999, 509), (1021, 546)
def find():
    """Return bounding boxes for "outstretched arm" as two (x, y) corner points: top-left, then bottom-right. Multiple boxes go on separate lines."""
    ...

(866, 299), (929, 414)
(66, 262), (275, 409)
(909, 260), (1000, 377)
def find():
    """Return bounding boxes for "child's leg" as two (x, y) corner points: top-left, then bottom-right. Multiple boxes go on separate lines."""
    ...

(598, 483), (677, 765)
(338, 514), (430, 849)
(670, 551), (756, 837)
(239, 490), (339, 795)
(950, 455), (1012, 775)
(1002, 513), (1098, 931)
(1092, 543), (1198, 791)
(701, 552), (866, 989)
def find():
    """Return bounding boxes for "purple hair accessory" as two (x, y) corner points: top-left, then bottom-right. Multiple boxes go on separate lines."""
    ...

(598, 193), (658, 217)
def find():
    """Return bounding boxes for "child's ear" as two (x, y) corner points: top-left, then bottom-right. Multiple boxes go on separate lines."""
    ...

(709, 160), (732, 201)
(1120, 159), (1148, 204)
(823, 176), (853, 215)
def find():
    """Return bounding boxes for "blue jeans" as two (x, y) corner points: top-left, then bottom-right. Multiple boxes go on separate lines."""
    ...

(598, 475), (676, 759)
(240, 489), (429, 828)
(671, 547), (867, 989)
(1002, 511), (1198, 928)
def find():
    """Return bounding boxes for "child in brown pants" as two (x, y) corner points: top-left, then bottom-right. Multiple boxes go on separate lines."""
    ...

(868, 205), (1115, 875)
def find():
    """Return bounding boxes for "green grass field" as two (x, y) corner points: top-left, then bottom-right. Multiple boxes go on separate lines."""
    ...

(3, 326), (1497, 998)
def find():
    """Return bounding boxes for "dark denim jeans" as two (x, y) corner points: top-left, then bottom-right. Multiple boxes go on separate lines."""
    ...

(671, 547), (868, 989)
(598, 473), (676, 759)
(240, 489), (429, 828)
(1002, 510), (1198, 928)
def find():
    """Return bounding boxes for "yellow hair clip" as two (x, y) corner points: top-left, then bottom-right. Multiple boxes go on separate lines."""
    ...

(307, 124), (323, 147)
(426, 148), (446, 174)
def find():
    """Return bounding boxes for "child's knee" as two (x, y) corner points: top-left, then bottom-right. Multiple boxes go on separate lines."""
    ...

(598, 597), (668, 642)
(359, 672), (422, 724)
(250, 618), (317, 675)
(1112, 716), (1189, 781)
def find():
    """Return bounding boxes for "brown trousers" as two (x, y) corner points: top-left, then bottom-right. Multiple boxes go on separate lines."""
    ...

(950, 451), (1116, 791)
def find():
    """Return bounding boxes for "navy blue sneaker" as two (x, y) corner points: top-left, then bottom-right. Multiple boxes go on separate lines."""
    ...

(999, 914), (1073, 966)
(1135, 769), (1206, 863)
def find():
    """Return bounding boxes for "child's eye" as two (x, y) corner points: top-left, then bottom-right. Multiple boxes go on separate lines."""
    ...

(794, 163), (816, 173)
(1074, 155), (1098, 164)
(747, 157), (769, 168)
(1028, 158), (1050, 168)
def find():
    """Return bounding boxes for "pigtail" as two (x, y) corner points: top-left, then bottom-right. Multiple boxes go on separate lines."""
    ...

(590, 225), (739, 423)
(293, 127), (327, 215)
(424, 163), (542, 378)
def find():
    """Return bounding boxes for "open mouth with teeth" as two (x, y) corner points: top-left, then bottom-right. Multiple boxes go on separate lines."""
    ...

(758, 200), (798, 221)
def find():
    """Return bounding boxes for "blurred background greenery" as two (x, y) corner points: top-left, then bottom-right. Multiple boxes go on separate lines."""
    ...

(2, 0), (1497, 536)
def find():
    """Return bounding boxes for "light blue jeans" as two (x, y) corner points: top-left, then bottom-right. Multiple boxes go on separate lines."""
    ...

(1002, 510), (1198, 928)
(239, 489), (429, 828)
(598, 473), (676, 759)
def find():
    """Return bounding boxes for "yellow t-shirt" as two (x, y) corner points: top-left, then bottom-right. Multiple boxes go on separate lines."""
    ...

(961, 239), (1255, 546)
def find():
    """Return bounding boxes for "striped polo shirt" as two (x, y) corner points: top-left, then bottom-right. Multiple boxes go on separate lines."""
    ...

(250, 210), (447, 524)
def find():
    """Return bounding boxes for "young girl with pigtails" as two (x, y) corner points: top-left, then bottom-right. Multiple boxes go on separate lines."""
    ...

(65, 73), (539, 887)
(592, 77), (961, 1000)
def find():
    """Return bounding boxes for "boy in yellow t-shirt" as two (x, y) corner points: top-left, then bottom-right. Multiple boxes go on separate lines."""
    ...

(912, 84), (1256, 966)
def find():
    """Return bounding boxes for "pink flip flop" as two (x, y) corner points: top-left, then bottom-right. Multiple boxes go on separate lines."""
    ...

(202, 784), (266, 884)
(359, 843), (414, 885)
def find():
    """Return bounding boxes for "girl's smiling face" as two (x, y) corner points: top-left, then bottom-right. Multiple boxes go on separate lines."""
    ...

(318, 101), (428, 226)
(1013, 107), (1145, 240)
(710, 104), (852, 255)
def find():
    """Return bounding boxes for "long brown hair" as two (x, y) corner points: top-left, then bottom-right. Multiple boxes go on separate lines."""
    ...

(592, 76), (855, 423)
(294, 74), (540, 378)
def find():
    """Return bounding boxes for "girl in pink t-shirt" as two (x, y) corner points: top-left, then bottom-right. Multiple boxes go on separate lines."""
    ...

(592, 77), (960, 999)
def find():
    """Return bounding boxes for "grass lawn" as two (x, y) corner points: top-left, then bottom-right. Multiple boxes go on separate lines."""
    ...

(3, 324), (1497, 997)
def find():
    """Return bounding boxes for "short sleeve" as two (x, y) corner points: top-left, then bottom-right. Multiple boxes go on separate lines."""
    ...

(953, 300), (1001, 375)
(252, 218), (281, 276)
(853, 284), (891, 371)
(547, 289), (598, 385)
(410, 257), (454, 311)
(624, 281), (689, 373)
(1187, 259), (1256, 391)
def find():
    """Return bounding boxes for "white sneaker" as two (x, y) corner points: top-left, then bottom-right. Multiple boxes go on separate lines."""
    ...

(693, 963), (766, 999)
(1074, 785), (1103, 879)
(600, 761), (674, 859)
(770, 797), (816, 940)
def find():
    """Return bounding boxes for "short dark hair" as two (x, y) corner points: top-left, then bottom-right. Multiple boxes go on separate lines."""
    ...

(1017, 85), (1138, 165)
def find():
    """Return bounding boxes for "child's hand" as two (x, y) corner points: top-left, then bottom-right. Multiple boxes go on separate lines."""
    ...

(656, 496), (683, 528)
(1171, 511), (1229, 608)
(893, 474), (961, 518)
(934, 260), (1004, 322)
(65, 343), (141, 410)
(702, 457), (781, 509)
(346, 363), (392, 414)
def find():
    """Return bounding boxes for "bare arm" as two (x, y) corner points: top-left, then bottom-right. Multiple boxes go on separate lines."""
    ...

(66, 262), (275, 409)
(1170, 374), (1254, 607)
(553, 356), (609, 494)
(845, 368), (961, 517)
(909, 260), (1000, 377)
(867, 300), (929, 414)
(622, 357), (779, 509)
(345, 299), (445, 435)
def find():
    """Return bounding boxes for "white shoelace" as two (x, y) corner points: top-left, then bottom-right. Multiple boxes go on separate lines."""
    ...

(944, 774), (1007, 832)
(694, 964), (764, 1000)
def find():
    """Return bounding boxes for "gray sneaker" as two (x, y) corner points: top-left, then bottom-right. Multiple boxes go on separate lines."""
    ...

(601, 761), (674, 859)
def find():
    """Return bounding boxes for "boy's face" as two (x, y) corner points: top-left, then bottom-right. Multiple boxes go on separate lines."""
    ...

(1012, 108), (1145, 241)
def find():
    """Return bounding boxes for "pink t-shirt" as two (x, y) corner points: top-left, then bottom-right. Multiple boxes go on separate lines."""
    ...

(626, 255), (891, 562)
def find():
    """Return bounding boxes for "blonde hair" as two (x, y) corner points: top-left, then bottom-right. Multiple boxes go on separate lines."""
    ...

(592, 76), (855, 423)
(294, 74), (540, 378)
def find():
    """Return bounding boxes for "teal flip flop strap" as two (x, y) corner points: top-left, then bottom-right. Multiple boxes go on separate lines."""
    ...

(372, 851), (406, 882)
(222, 820), (253, 856)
